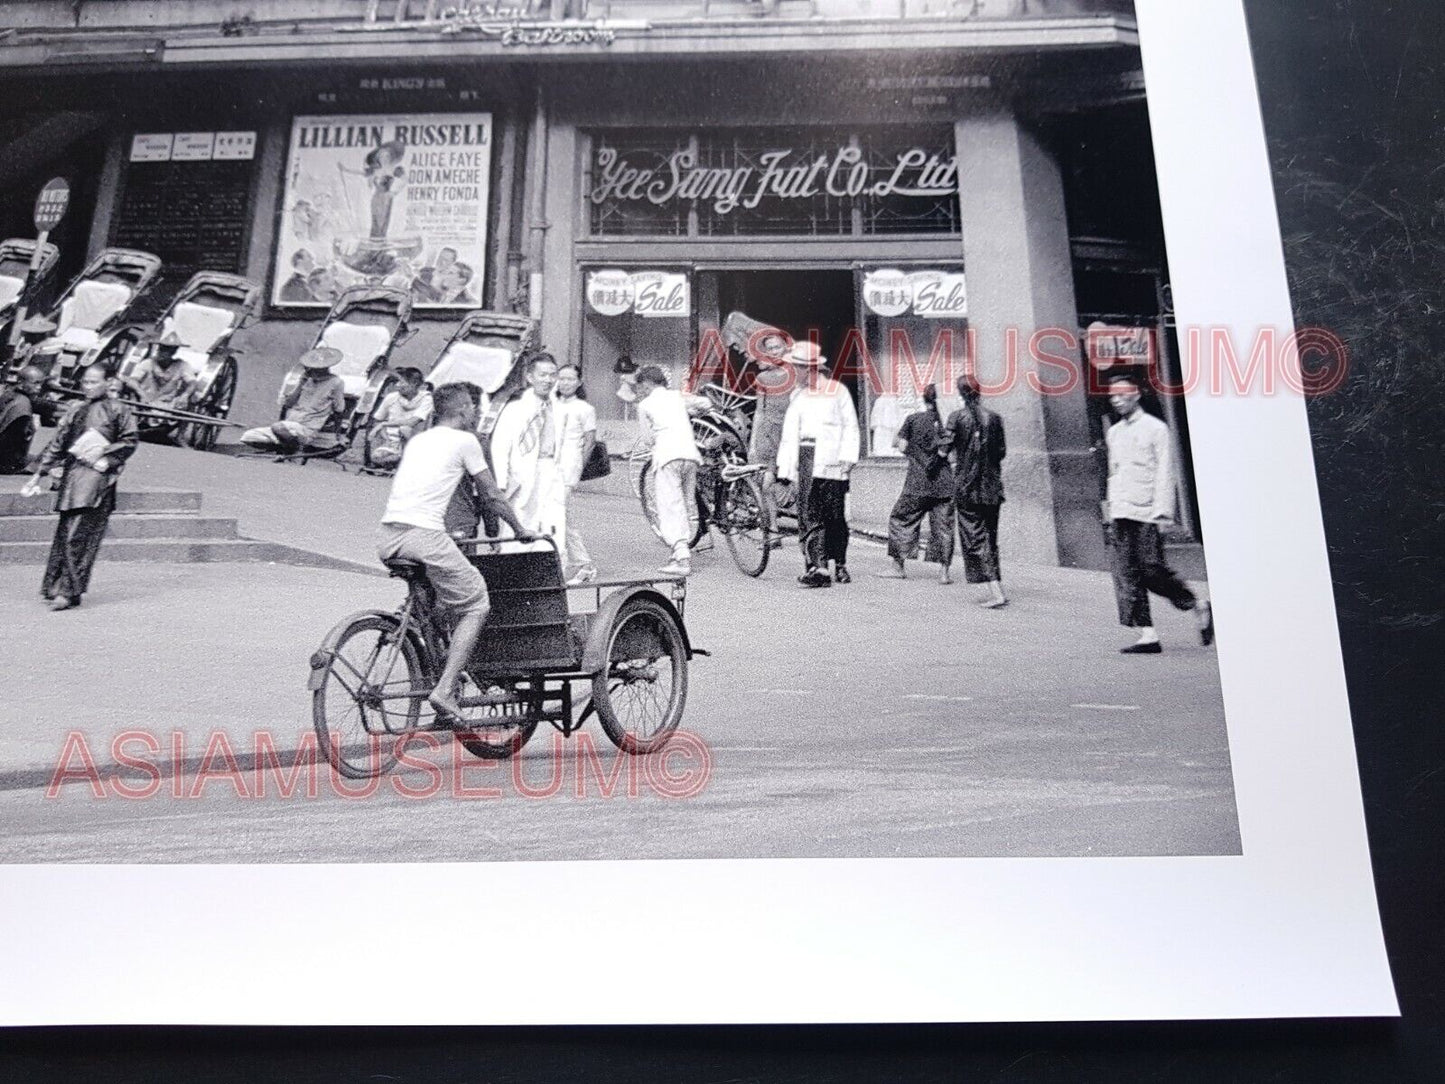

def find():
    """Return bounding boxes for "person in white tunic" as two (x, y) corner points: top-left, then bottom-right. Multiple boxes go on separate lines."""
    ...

(554, 361), (599, 584)
(634, 365), (702, 575)
(489, 353), (565, 544)
(776, 342), (860, 588)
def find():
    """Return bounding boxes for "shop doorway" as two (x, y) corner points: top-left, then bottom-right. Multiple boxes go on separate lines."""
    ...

(708, 268), (859, 405)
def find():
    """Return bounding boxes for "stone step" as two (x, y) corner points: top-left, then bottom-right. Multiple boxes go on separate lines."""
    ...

(0, 489), (203, 517)
(0, 536), (382, 577)
(0, 515), (239, 543)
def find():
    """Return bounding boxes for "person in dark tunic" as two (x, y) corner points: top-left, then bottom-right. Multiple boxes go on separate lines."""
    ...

(22, 363), (139, 610)
(946, 374), (1008, 609)
(0, 364), (45, 473)
(878, 384), (955, 583)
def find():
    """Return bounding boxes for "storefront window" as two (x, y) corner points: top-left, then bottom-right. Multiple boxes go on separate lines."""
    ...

(580, 267), (694, 433)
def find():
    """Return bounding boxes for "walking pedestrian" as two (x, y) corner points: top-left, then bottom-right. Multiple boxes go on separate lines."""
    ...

(775, 342), (859, 588)
(22, 363), (139, 611)
(633, 365), (702, 576)
(879, 384), (955, 583)
(555, 361), (599, 585)
(946, 375), (1008, 608)
(1103, 373), (1213, 653)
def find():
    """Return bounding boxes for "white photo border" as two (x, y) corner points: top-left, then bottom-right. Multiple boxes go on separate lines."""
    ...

(0, 0), (1397, 1024)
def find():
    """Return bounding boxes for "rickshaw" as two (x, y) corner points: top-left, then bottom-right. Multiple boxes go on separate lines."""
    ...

(357, 308), (537, 474)
(0, 238), (60, 346)
(112, 270), (261, 450)
(22, 248), (163, 419)
(267, 284), (414, 462)
(309, 536), (702, 779)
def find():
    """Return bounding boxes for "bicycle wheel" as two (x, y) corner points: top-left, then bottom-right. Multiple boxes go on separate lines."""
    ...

(592, 597), (688, 755)
(636, 460), (666, 544)
(311, 613), (422, 779)
(453, 675), (539, 760)
(719, 473), (773, 577)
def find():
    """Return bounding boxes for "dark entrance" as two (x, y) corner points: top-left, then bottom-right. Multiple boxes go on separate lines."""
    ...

(709, 269), (859, 405)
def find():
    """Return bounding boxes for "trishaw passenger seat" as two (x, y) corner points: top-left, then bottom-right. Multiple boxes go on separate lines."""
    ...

(0, 276), (23, 309)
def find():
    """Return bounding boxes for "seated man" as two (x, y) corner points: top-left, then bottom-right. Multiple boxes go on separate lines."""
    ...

(365, 366), (433, 469)
(378, 382), (537, 720)
(239, 346), (346, 453)
(0, 364), (45, 473)
(128, 331), (196, 443)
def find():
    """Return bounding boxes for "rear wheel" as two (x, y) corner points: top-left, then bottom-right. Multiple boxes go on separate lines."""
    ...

(180, 355), (237, 451)
(311, 613), (421, 779)
(638, 459), (708, 550)
(719, 473), (773, 577)
(593, 598), (688, 755)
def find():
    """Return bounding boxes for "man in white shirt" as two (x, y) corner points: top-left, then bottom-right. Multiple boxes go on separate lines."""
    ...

(634, 365), (702, 575)
(366, 366), (433, 469)
(378, 382), (536, 719)
(776, 342), (860, 588)
(1104, 374), (1213, 653)
(490, 353), (565, 542)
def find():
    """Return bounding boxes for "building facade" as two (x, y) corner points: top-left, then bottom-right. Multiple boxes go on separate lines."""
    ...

(0, 0), (1187, 569)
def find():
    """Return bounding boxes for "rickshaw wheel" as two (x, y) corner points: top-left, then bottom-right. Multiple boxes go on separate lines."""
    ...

(593, 597), (688, 755)
(180, 356), (237, 451)
(720, 472), (773, 578)
(453, 675), (538, 760)
(312, 613), (421, 779)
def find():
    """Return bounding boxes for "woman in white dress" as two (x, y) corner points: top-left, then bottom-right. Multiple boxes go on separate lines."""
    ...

(555, 362), (599, 585)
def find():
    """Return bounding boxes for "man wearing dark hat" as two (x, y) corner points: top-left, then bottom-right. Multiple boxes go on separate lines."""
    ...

(129, 330), (196, 442)
(0, 363), (45, 473)
(1103, 373), (1213, 653)
(240, 346), (346, 452)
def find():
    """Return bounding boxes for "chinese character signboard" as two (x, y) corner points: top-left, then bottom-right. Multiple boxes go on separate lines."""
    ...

(862, 269), (968, 318)
(273, 113), (492, 308)
(586, 269), (690, 318)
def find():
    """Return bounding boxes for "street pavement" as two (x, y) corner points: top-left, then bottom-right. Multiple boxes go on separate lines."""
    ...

(0, 445), (1238, 862)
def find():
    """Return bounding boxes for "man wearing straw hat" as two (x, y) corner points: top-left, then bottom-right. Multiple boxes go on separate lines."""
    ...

(239, 346), (346, 453)
(1103, 372), (1213, 653)
(129, 330), (196, 443)
(775, 340), (860, 588)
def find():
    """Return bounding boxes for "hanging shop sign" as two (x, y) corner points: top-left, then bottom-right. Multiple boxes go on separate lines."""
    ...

(1086, 322), (1154, 367)
(273, 112), (492, 309)
(585, 270), (690, 318)
(130, 134), (174, 162)
(863, 269), (968, 319)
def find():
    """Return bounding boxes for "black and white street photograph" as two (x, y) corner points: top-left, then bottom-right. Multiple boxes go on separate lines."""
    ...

(0, 0), (1240, 865)
(0, 0), (1404, 1032)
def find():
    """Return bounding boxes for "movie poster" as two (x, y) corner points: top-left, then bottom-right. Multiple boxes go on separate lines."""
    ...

(273, 113), (492, 309)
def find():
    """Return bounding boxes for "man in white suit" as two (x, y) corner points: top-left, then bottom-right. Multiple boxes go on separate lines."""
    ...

(489, 353), (565, 543)
(776, 341), (860, 588)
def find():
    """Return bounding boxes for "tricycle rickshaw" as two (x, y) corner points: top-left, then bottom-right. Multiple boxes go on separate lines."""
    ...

(0, 237), (60, 346)
(309, 536), (701, 779)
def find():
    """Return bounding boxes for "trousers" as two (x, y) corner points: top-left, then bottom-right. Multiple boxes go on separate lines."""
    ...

(956, 501), (1002, 584)
(796, 444), (849, 570)
(654, 459), (699, 558)
(1110, 518), (1197, 627)
(887, 493), (954, 566)
(42, 490), (115, 601)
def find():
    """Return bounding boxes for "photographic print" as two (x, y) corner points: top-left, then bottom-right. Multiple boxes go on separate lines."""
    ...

(0, 0), (1394, 1025)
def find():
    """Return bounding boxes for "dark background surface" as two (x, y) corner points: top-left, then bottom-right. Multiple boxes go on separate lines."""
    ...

(5, 0), (1443, 1078)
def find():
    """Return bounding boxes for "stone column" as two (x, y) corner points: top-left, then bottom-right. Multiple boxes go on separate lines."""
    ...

(955, 110), (1107, 570)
